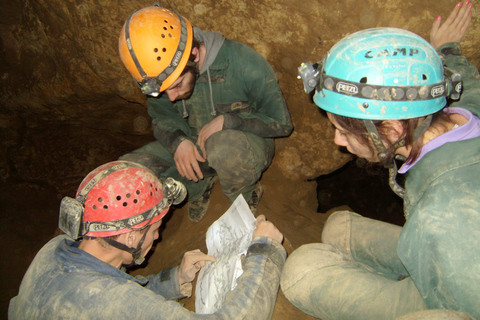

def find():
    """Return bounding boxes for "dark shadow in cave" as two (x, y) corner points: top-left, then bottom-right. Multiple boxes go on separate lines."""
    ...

(316, 159), (405, 227)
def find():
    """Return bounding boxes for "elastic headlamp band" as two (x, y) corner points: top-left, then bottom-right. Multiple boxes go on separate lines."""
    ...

(84, 203), (165, 234)
(318, 75), (447, 102)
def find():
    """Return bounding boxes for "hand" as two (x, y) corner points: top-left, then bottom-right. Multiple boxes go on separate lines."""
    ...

(178, 249), (217, 284)
(252, 215), (284, 244)
(174, 140), (206, 182)
(197, 115), (225, 157)
(430, 0), (473, 49)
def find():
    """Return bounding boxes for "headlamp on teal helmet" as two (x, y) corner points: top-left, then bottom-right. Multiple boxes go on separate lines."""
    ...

(298, 27), (462, 120)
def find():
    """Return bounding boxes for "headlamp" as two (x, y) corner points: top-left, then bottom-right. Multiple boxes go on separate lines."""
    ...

(137, 77), (162, 97)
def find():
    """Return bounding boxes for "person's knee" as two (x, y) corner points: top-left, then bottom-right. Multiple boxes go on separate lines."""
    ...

(321, 210), (362, 256)
(118, 153), (172, 177)
(206, 130), (259, 182)
(281, 243), (350, 318)
(206, 130), (251, 167)
(281, 243), (345, 295)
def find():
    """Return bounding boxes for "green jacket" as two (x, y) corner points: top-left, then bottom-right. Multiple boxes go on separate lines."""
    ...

(398, 42), (480, 318)
(147, 37), (293, 155)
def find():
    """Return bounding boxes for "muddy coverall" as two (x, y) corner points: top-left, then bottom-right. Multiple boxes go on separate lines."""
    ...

(120, 28), (292, 202)
(280, 42), (480, 320)
(9, 235), (286, 319)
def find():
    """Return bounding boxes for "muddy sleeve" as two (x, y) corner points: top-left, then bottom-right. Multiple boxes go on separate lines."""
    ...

(148, 97), (194, 155)
(438, 42), (480, 114)
(143, 266), (188, 301)
(223, 45), (293, 138)
(134, 237), (286, 319)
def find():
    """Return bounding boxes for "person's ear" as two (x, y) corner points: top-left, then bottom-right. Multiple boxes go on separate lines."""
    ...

(122, 231), (137, 247)
(191, 47), (200, 63)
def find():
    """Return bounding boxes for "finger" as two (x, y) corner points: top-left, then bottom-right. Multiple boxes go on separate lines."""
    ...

(444, 2), (462, 27)
(175, 160), (187, 178)
(255, 214), (266, 226)
(452, 1), (469, 30)
(430, 16), (441, 41)
(200, 144), (207, 160)
(191, 252), (217, 263)
(184, 164), (198, 182)
(194, 147), (206, 163)
(203, 255), (217, 263)
(191, 161), (204, 181)
(459, 2), (473, 30)
(197, 133), (205, 151)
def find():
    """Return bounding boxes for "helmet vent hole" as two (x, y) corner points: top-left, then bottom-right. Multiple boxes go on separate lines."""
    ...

(116, 195), (121, 201)
(133, 199), (138, 204)
(164, 19), (168, 23)
(162, 48), (166, 52)
(163, 26), (167, 31)
(93, 205), (97, 210)
(136, 190), (141, 195)
(157, 57), (161, 61)
(126, 193), (131, 198)
(161, 34), (166, 38)
(123, 202), (128, 207)
(103, 205), (108, 210)
(423, 74), (427, 80)
(168, 33), (172, 38)
(98, 197), (103, 202)
(360, 77), (367, 84)
(154, 48), (158, 53)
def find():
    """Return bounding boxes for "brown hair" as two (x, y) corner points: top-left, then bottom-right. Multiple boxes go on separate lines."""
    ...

(331, 110), (453, 166)
(180, 38), (200, 77)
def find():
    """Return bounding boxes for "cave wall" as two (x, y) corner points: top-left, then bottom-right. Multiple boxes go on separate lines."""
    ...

(2, 0), (478, 204)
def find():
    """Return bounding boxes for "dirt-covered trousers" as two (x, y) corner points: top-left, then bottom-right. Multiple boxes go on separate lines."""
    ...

(119, 129), (274, 202)
(280, 211), (431, 320)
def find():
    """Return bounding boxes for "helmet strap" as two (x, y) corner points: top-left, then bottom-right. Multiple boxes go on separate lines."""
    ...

(363, 115), (433, 199)
(102, 224), (151, 266)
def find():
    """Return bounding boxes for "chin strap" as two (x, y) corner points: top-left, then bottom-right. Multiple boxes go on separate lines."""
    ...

(102, 224), (152, 266)
(363, 115), (433, 199)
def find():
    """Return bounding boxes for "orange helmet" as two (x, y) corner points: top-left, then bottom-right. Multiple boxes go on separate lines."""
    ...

(59, 161), (186, 239)
(119, 4), (194, 96)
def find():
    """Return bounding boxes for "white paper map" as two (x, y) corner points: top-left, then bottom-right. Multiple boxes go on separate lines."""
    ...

(195, 194), (256, 314)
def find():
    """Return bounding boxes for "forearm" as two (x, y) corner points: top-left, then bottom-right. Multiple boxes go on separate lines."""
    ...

(211, 237), (286, 319)
(144, 266), (188, 301)
(148, 98), (193, 155)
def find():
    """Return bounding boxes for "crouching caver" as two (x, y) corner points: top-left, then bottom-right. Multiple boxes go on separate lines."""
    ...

(117, 4), (293, 222)
(9, 160), (286, 320)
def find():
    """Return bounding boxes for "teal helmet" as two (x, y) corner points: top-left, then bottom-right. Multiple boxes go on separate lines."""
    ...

(306, 28), (449, 120)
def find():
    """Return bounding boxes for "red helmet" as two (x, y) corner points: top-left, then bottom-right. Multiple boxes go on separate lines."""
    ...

(59, 161), (186, 239)
(75, 161), (168, 237)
